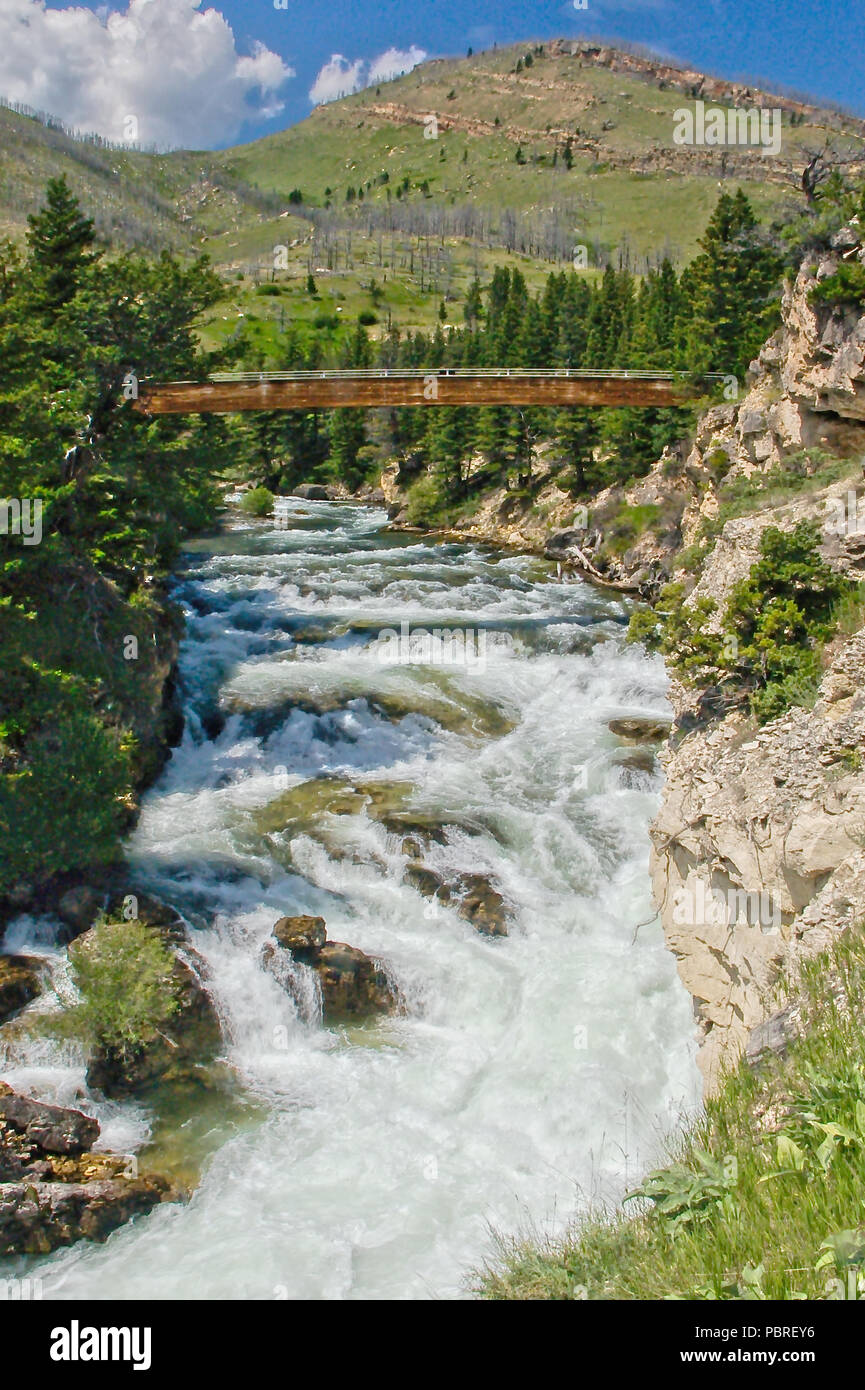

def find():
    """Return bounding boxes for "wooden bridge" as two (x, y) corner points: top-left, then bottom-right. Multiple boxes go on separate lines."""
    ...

(133, 368), (720, 414)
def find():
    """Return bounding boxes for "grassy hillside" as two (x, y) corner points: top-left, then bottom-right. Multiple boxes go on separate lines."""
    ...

(0, 103), (253, 252)
(3, 38), (864, 342)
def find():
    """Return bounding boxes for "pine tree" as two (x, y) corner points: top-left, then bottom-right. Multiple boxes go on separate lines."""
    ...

(464, 278), (483, 329)
(681, 189), (782, 378)
(26, 176), (97, 310)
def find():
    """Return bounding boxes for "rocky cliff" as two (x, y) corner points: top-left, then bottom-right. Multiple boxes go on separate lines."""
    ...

(648, 226), (865, 1092)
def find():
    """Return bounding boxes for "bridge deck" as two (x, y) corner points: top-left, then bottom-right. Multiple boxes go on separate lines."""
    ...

(133, 368), (715, 413)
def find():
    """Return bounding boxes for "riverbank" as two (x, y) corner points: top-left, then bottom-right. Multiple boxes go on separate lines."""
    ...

(477, 225), (865, 1297)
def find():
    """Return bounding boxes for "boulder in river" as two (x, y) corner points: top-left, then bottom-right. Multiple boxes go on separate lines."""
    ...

(263, 917), (398, 1022)
(403, 861), (453, 903)
(86, 944), (223, 1099)
(402, 861), (510, 937)
(315, 942), (397, 1021)
(57, 884), (104, 937)
(456, 876), (509, 938)
(0, 1176), (176, 1255)
(0, 1083), (177, 1255)
(0, 1084), (98, 1155)
(293, 483), (338, 501)
(608, 716), (672, 743)
(272, 915), (327, 964)
(0, 956), (41, 1024)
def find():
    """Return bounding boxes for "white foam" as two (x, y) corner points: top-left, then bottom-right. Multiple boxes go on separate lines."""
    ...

(9, 502), (698, 1300)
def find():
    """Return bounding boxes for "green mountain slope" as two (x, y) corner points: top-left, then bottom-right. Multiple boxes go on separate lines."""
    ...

(3, 38), (863, 340)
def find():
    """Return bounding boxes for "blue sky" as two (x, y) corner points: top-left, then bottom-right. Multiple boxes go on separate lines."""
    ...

(7, 0), (862, 150)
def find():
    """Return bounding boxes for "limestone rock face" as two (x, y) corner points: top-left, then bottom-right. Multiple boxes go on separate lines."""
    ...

(651, 630), (865, 1093)
(779, 246), (865, 421)
(643, 233), (865, 1094)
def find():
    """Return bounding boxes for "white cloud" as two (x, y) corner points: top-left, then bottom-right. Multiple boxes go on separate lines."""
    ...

(0, 0), (295, 150)
(367, 46), (428, 85)
(308, 54), (367, 105)
(310, 45), (427, 105)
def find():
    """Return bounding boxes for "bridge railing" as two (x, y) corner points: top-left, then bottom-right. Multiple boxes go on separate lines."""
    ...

(189, 367), (727, 385)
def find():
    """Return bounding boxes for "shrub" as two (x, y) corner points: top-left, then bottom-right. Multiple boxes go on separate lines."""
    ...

(52, 920), (180, 1061)
(809, 262), (865, 310)
(358, 310), (378, 326)
(0, 668), (131, 895)
(404, 474), (444, 527)
(604, 503), (661, 555)
(240, 486), (274, 517)
(626, 606), (664, 651)
(638, 522), (852, 723)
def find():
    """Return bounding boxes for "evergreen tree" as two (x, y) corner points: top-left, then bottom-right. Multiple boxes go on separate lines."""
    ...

(26, 175), (98, 310)
(681, 189), (782, 378)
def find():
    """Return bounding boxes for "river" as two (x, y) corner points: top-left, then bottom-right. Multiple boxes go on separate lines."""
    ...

(1, 498), (698, 1299)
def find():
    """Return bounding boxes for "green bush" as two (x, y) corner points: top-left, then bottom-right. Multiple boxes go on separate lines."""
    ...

(630, 523), (852, 723)
(809, 261), (865, 309)
(404, 474), (444, 527)
(52, 919), (180, 1061)
(0, 666), (131, 895)
(240, 486), (274, 517)
(604, 503), (661, 555)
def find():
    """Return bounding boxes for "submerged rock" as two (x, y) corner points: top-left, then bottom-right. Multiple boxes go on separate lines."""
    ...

(608, 716), (672, 743)
(0, 1083), (177, 1255)
(379, 810), (485, 848)
(0, 956), (41, 1024)
(402, 861), (510, 937)
(254, 778), (413, 837)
